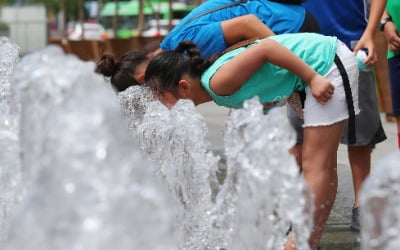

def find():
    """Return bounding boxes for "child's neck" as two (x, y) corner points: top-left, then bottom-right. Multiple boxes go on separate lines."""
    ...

(194, 87), (213, 105)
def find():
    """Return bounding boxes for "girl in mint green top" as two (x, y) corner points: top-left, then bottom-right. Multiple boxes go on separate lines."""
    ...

(144, 32), (358, 124)
(201, 33), (337, 110)
(144, 32), (359, 249)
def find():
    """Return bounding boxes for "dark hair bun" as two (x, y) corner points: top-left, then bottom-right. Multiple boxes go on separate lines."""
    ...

(176, 41), (208, 71)
(95, 54), (115, 77)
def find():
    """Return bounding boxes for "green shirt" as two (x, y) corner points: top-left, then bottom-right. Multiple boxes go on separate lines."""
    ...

(386, 0), (400, 59)
(201, 33), (337, 110)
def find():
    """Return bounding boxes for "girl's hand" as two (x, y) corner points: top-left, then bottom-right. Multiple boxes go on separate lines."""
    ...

(309, 74), (335, 104)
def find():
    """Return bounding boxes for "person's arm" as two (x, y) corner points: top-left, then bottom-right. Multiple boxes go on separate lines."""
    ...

(210, 39), (334, 104)
(353, 0), (387, 65)
(220, 14), (275, 46)
(382, 9), (400, 53)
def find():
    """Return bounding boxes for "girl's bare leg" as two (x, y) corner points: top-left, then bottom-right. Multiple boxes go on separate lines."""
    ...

(300, 121), (345, 248)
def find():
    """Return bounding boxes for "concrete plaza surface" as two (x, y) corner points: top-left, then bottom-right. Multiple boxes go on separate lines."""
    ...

(196, 102), (398, 249)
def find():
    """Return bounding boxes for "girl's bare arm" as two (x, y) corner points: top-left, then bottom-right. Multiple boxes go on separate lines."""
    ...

(210, 39), (334, 104)
(221, 14), (275, 46)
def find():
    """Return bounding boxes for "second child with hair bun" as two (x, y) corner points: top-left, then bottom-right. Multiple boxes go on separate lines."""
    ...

(95, 50), (149, 92)
(145, 32), (360, 249)
(95, 41), (161, 92)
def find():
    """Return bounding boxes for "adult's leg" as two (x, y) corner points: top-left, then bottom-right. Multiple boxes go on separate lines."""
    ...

(341, 70), (386, 213)
(348, 145), (371, 208)
(347, 145), (372, 232)
(301, 121), (345, 247)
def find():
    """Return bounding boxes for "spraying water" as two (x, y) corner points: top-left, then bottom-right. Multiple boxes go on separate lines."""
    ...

(0, 37), (22, 243)
(119, 86), (223, 249)
(120, 84), (314, 249)
(2, 43), (178, 249)
(360, 151), (400, 250)
(219, 97), (313, 250)
(1, 37), (319, 250)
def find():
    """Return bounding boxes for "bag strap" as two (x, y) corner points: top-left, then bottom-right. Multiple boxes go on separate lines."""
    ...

(180, 0), (250, 27)
(334, 54), (356, 144)
(207, 37), (259, 66)
(221, 37), (259, 54)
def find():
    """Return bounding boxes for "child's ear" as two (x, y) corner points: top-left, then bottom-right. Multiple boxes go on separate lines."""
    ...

(177, 79), (192, 98)
(137, 73), (145, 83)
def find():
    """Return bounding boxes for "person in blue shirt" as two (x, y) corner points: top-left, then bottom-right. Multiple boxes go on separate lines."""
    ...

(96, 0), (319, 92)
(145, 33), (360, 250)
(161, 0), (312, 58)
(285, 0), (387, 238)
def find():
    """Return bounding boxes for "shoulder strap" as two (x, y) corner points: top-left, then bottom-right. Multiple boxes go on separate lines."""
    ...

(180, 0), (250, 27)
(221, 37), (259, 54)
(208, 37), (259, 63)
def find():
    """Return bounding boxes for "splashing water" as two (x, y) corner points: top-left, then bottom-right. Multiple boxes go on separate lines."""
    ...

(119, 86), (223, 249)
(218, 97), (314, 250)
(118, 86), (170, 157)
(0, 37), (22, 244)
(360, 151), (400, 250)
(2, 44), (178, 249)
(120, 85), (314, 249)
(1, 37), (317, 250)
(12, 45), (87, 186)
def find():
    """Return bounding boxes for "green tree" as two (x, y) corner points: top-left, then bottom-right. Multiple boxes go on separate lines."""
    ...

(0, 0), (15, 5)
(31, 0), (80, 20)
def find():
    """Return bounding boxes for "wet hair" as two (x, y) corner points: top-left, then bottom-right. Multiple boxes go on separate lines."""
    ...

(95, 50), (148, 92)
(145, 41), (211, 94)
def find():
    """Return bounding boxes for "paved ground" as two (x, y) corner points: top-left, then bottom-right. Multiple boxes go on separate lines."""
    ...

(196, 102), (398, 249)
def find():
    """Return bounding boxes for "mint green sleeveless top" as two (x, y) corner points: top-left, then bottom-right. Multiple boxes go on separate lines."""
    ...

(201, 33), (337, 109)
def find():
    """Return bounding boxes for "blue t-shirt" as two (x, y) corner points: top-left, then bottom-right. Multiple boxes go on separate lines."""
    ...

(161, 0), (306, 58)
(302, 0), (368, 49)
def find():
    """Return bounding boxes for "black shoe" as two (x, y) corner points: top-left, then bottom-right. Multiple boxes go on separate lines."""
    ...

(350, 207), (360, 232)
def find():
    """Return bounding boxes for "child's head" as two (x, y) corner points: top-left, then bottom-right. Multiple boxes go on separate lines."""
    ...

(95, 50), (150, 92)
(145, 41), (211, 106)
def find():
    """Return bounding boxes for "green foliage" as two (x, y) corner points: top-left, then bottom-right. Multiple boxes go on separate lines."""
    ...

(28, 0), (82, 19)
(0, 0), (16, 5)
(0, 21), (9, 30)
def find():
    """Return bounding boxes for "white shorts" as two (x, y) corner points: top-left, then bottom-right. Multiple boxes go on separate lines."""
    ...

(303, 40), (360, 127)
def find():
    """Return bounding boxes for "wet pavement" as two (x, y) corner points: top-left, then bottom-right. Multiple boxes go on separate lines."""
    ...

(196, 102), (398, 249)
